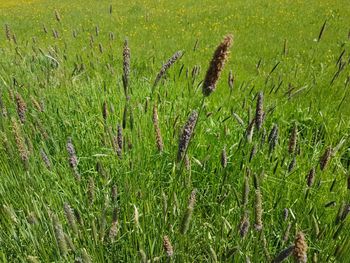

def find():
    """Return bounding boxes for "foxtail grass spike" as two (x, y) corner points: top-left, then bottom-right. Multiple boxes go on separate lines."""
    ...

(177, 110), (198, 163)
(66, 138), (80, 180)
(15, 92), (27, 123)
(163, 235), (174, 257)
(254, 189), (263, 231)
(268, 124), (278, 152)
(63, 203), (78, 235)
(228, 70), (234, 91)
(294, 232), (308, 263)
(239, 210), (250, 238)
(153, 51), (182, 88)
(288, 123), (298, 154)
(307, 167), (315, 187)
(202, 34), (233, 96)
(273, 246), (294, 263)
(5, 24), (11, 41)
(221, 146), (227, 168)
(122, 39), (130, 97)
(134, 205), (139, 228)
(102, 101), (108, 121)
(12, 118), (29, 167)
(52, 214), (68, 257)
(320, 147), (332, 171)
(54, 10), (61, 22)
(255, 92), (264, 130)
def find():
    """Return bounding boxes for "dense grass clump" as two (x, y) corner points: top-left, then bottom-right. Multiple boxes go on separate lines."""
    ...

(0, 0), (350, 262)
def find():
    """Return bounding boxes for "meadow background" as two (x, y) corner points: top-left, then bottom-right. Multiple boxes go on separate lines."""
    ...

(0, 0), (350, 262)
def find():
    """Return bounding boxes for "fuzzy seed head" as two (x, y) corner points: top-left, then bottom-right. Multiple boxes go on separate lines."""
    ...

(177, 110), (198, 162)
(273, 245), (294, 263)
(12, 118), (29, 164)
(320, 147), (332, 171)
(255, 92), (264, 130)
(221, 146), (227, 168)
(153, 51), (182, 88)
(63, 203), (78, 235)
(254, 189), (263, 231)
(202, 34), (233, 96)
(268, 124), (279, 152)
(54, 10), (61, 22)
(122, 39), (131, 96)
(239, 211), (250, 238)
(163, 235), (174, 257)
(52, 214), (68, 256)
(228, 70), (234, 90)
(294, 232), (308, 263)
(15, 93), (27, 123)
(307, 167), (315, 187)
(40, 148), (51, 169)
(288, 124), (298, 154)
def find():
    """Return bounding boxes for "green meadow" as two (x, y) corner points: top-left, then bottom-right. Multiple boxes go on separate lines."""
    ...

(0, 0), (350, 262)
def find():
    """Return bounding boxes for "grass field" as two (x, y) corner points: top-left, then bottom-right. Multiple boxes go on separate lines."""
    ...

(1, 0), (350, 262)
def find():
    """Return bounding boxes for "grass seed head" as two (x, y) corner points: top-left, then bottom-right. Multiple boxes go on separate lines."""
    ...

(307, 167), (315, 187)
(320, 147), (332, 171)
(15, 92), (27, 124)
(40, 148), (51, 170)
(153, 50), (182, 88)
(177, 110), (198, 162)
(163, 235), (174, 257)
(273, 245), (294, 263)
(294, 231), (308, 263)
(268, 124), (278, 152)
(239, 211), (250, 238)
(54, 10), (61, 22)
(5, 24), (11, 41)
(255, 92), (264, 130)
(288, 123), (298, 154)
(221, 146), (227, 168)
(52, 214), (68, 257)
(122, 39), (131, 97)
(254, 189), (263, 231)
(12, 118), (29, 165)
(63, 203), (78, 235)
(202, 34), (233, 96)
(228, 69), (234, 90)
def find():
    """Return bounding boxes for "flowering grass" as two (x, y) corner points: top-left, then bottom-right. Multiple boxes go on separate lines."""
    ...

(0, 0), (350, 262)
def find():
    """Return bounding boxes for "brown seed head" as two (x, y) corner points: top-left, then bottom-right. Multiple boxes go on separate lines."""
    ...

(153, 51), (182, 88)
(12, 118), (29, 164)
(288, 123), (298, 154)
(177, 110), (198, 162)
(320, 147), (332, 171)
(294, 231), (308, 263)
(202, 34), (233, 96)
(122, 39), (131, 96)
(15, 93), (27, 123)
(163, 235), (174, 257)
